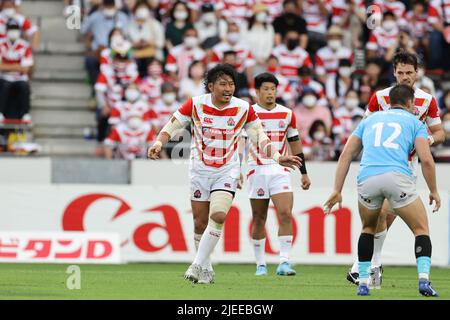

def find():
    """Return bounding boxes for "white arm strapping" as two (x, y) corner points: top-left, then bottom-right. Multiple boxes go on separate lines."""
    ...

(246, 121), (281, 162)
(160, 117), (185, 139)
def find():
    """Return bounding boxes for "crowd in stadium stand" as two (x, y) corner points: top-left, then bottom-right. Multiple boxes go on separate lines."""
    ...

(2, 0), (450, 161)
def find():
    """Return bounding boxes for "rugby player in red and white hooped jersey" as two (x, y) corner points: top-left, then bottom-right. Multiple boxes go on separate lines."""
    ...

(245, 72), (311, 277)
(148, 64), (302, 284)
(346, 51), (445, 289)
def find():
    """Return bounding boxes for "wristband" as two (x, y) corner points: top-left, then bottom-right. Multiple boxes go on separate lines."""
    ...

(428, 135), (435, 146)
(296, 152), (307, 174)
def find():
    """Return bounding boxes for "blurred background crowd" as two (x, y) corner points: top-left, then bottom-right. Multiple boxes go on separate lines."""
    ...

(1, 0), (450, 161)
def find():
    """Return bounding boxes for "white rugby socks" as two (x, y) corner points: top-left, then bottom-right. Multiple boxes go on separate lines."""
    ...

(193, 225), (222, 268)
(279, 235), (293, 264)
(194, 233), (213, 271)
(252, 238), (266, 266)
(371, 229), (387, 267)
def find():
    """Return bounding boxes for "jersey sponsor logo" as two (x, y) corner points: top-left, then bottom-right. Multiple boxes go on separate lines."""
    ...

(194, 190), (202, 199)
(257, 188), (265, 197)
(411, 107), (420, 116)
(227, 117), (235, 127)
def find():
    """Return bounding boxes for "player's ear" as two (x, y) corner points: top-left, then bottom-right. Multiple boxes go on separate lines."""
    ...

(208, 82), (213, 93)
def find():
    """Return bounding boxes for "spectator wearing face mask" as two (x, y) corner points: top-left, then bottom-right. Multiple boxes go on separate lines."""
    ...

(221, 50), (249, 97)
(272, 0), (308, 48)
(0, 0), (40, 51)
(139, 58), (165, 106)
(108, 82), (157, 126)
(302, 119), (334, 161)
(415, 63), (436, 97)
(406, 0), (430, 62)
(128, 0), (164, 77)
(264, 55), (295, 108)
(210, 22), (255, 83)
(293, 88), (332, 139)
(297, 66), (327, 107)
(194, 4), (220, 49)
(104, 110), (155, 160)
(80, 0), (129, 89)
(432, 111), (450, 162)
(179, 60), (206, 100)
(272, 30), (313, 83)
(165, 27), (206, 83)
(333, 89), (364, 147)
(244, 3), (274, 72)
(315, 25), (354, 85)
(0, 19), (33, 122)
(372, 0), (408, 27)
(326, 58), (360, 109)
(366, 11), (399, 61)
(428, 0), (450, 73)
(165, 1), (194, 51)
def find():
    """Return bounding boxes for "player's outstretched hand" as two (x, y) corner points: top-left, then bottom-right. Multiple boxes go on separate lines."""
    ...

(148, 142), (162, 159)
(237, 173), (244, 189)
(301, 174), (311, 190)
(429, 192), (441, 213)
(278, 155), (302, 170)
(323, 190), (342, 214)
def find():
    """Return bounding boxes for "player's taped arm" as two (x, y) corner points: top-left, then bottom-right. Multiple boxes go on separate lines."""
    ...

(154, 116), (185, 147)
(246, 121), (281, 162)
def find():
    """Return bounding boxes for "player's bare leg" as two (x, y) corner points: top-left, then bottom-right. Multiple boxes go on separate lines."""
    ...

(191, 201), (214, 275)
(393, 198), (439, 297)
(356, 202), (381, 296)
(250, 199), (270, 276)
(271, 192), (296, 276)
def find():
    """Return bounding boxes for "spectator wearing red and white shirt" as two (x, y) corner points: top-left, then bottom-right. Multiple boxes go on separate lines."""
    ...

(210, 22), (255, 82)
(104, 111), (155, 160)
(271, 30), (313, 82)
(372, 0), (407, 27)
(258, 0), (283, 22)
(139, 58), (165, 106)
(301, 0), (331, 54)
(108, 84), (158, 126)
(406, 1), (430, 42)
(0, 0), (39, 50)
(265, 55), (296, 108)
(366, 11), (399, 60)
(330, 0), (366, 49)
(315, 25), (354, 84)
(0, 18), (33, 122)
(297, 65), (327, 107)
(221, 0), (254, 26)
(428, 0), (450, 71)
(165, 27), (206, 82)
(153, 82), (181, 132)
(272, 0), (308, 48)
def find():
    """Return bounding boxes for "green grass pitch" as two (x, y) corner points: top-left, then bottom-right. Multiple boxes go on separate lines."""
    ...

(0, 263), (449, 300)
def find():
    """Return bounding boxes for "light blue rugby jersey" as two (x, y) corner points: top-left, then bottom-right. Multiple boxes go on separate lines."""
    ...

(352, 108), (429, 183)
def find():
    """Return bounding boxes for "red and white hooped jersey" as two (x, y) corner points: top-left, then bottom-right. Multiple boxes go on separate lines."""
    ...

(104, 122), (155, 160)
(109, 99), (158, 126)
(221, 0), (254, 24)
(373, 0), (407, 26)
(365, 86), (441, 170)
(139, 76), (164, 105)
(331, 0), (365, 27)
(405, 11), (430, 39)
(428, 0), (450, 25)
(173, 94), (259, 178)
(210, 41), (256, 73)
(259, 0), (284, 22)
(315, 46), (354, 77)
(302, 0), (332, 34)
(153, 99), (180, 128)
(0, 38), (33, 81)
(271, 45), (313, 81)
(165, 44), (206, 80)
(366, 26), (399, 55)
(246, 103), (298, 168)
(0, 13), (38, 39)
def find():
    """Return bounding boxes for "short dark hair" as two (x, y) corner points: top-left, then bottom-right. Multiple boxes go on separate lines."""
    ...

(393, 50), (419, 70)
(204, 64), (237, 93)
(254, 72), (279, 89)
(383, 11), (395, 19)
(389, 84), (415, 107)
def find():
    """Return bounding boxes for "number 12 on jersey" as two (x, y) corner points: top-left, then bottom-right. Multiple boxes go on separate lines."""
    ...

(372, 122), (402, 149)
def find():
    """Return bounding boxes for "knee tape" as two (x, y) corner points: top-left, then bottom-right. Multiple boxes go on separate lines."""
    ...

(208, 191), (233, 229)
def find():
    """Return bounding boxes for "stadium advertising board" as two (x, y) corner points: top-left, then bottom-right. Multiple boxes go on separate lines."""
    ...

(0, 231), (121, 264)
(0, 185), (448, 266)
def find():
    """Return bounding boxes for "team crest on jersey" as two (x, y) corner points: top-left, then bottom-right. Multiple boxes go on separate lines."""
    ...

(278, 120), (285, 128)
(194, 190), (202, 199)
(411, 107), (420, 115)
(224, 183), (231, 188)
(283, 185), (289, 190)
(204, 117), (214, 125)
(261, 122), (266, 128)
(227, 117), (235, 126)
(257, 188), (265, 196)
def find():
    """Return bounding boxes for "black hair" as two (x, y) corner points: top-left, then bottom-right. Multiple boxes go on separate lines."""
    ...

(204, 64), (237, 93)
(188, 60), (204, 79)
(107, 27), (124, 47)
(389, 84), (415, 107)
(283, 0), (298, 8)
(383, 11), (395, 19)
(254, 72), (279, 89)
(298, 65), (312, 76)
(169, 1), (191, 22)
(339, 58), (352, 67)
(223, 50), (237, 58)
(132, 0), (151, 13)
(393, 49), (419, 70)
(309, 120), (327, 139)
